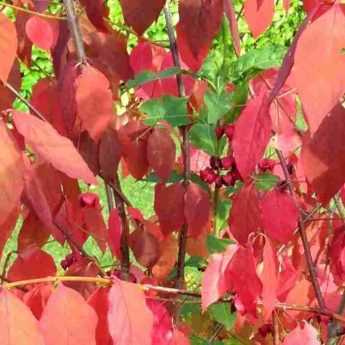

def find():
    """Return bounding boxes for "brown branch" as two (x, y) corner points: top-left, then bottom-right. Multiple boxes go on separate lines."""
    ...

(112, 173), (130, 276)
(276, 149), (326, 311)
(163, 4), (191, 290)
(62, 0), (87, 65)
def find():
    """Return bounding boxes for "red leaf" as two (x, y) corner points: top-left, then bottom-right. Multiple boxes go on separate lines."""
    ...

(176, 0), (223, 71)
(0, 207), (19, 257)
(79, 0), (109, 32)
(201, 245), (237, 311)
(302, 103), (345, 205)
(88, 287), (112, 345)
(25, 16), (59, 50)
(0, 119), (24, 226)
(109, 208), (122, 259)
(23, 284), (53, 319)
(228, 183), (262, 245)
(282, 323), (320, 345)
(184, 182), (210, 238)
(292, 4), (345, 134)
(261, 189), (299, 243)
(75, 66), (113, 141)
(108, 277), (154, 345)
(13, 112), (97, 184)
(232, 91), (272, 180)
(18, 212), (50, 252)
(154, 183), (185, 235)
(7, 247), (56, 281)
(152, 235), (178, 281)
(0, 61), (21, 112)
(0, 13), (17, 83)
(260, 238), (279, 320)
(40, 284), (98, 345)
(244, 0), (275, 38)
(0, 289), (44, 345)
(147, 126), (176, 181)
(226, 246), (262, 316)
(130, 228), (160, 268)
(99, 128), (122, 183)
(119, 0), (166, 35)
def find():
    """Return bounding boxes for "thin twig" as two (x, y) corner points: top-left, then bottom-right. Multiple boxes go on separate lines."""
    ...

(105, 184), (115, 213)
(0, 1), (66, 20)
(276, 149), (326, 311)
(273, 311), (280, 345)
(163, 3), (191, 290)
(112, 174), (130, 276)
(5, 82), (46, 121)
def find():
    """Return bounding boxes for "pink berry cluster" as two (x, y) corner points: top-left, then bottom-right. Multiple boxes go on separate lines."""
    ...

(200, 124), (242, 187)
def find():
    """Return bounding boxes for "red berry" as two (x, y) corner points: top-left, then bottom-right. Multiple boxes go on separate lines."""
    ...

(222, 172), (234, 186)
(215, 175), (223, 188)
(80, 192), (99, 208)
(224, 124), (235, 141)
(258, 324), (273, 337)
(215, 126), (224, 139)
(221, 156), (235, 170)
(200, 167), (218, 184)
(61, 253), (77, 270)
(210, 156), (222, 170)
(258, 159), (275, 172)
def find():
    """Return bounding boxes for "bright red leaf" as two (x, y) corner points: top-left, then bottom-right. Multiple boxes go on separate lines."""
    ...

(108, 277), (154, 345)
(147, 126), (176, 181)
(119, 0), (166, 35)
(40, 284), (98, 345)
(13, 112), (97, 185)
(7, 247), (56, 281)
(0, 289), (45, 345)
(292, 4), (345, 134)
(261, 189), (299, 243)
(232, 90), (272, 180)
(302, 103), (345, 205)
(228, 183), (262, 245)
(176, 0), (224, 71)
(0, 13), (17, 83)
(75, 66), (113, 141)
(25, 16), (59, 50)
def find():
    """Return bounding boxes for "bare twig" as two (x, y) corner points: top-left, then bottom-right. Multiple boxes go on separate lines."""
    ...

(273, 311), (280, 345)
(276, 149), (326, 311)
(112, 174), (130, 276)
(62, 0), (87, 65)
(163, 3), (191, 290)
(5, 82), (46, 121)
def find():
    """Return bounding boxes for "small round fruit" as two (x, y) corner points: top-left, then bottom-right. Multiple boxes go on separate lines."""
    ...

(200, 167), (218, 184)
(224, 124), (235, 141)
(258, 158), (275, 172)
(222, 172), (234, 186)
(221, 156), (235, 170)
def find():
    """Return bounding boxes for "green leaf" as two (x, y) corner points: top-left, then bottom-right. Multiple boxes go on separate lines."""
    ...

(191, 336), (224, 345)
(231, 45), (286, 81)
(209, 303), (236, 330)
(126, 67), (181, 89)
(141, 95), (190, 127)
(190, 123), (218, 156)
(255, 173), (279, 191)
(200, 90), (232, 124)
(214, 198), (231, 233)
(207, 235), (233, 254)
